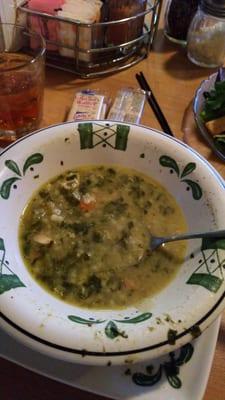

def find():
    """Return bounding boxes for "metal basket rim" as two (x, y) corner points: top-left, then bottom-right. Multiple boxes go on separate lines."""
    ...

(18, 0), (160, 28)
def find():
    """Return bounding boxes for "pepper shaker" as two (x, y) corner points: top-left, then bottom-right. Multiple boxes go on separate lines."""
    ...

(187, 0), (225, 68)
(164, 0), (199, 45)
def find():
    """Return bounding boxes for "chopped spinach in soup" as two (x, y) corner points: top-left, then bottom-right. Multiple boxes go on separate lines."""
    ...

(19, 165), (187, 309)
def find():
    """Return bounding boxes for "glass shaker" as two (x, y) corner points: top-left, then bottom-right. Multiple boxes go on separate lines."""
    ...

(187, 0), (225, 68)
(164, 0), (199, 45)
(103, 0), (147, 45)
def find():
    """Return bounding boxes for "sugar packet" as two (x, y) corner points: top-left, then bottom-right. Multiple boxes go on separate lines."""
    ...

(107, 88), (146, 123)
(67, 89), (108, 121)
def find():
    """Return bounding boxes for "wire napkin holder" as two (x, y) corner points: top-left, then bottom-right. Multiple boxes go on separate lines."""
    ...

(17, 0), (162, 78)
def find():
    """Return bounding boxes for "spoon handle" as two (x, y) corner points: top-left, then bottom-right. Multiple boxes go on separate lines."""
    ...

(163, 229), (225, 244)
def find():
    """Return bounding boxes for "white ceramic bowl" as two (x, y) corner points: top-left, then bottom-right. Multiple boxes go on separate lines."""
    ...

(0, 121), (225, 366)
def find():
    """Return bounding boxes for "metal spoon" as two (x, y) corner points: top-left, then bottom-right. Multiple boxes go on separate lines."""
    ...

(149, 229), (225, 252)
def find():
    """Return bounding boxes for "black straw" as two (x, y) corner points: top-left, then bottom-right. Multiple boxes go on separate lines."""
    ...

(136, 72), (174, 137)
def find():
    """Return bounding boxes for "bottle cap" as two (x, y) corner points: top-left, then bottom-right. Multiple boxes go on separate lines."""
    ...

(202, 0), (225, 18)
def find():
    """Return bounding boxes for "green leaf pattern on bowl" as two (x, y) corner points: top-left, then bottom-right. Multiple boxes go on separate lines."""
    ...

(114, 313), (152, 324)
(0, 153), (43, 200)
(0, 238), (25, 294)
(132, 343), (194, 389)
(5, 160), (22, 176)
(105, 321), (128, 339)
(180, 162), (196, 178)
(182, 179), (202, 200)
(22, 153), (44, 175)
(159, 156), (202, 200)
(68, 312), (152, 339)
(78, 123), (130, 151)
(159, 155), (224, 291)
(0, 177), (21, 199)
(187, 243), (225, 293)
(159, 155), (180, 176)
(68, 315), (105, 325)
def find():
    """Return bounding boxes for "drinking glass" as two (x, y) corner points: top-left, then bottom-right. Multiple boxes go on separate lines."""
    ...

(0, 23), (46, 147)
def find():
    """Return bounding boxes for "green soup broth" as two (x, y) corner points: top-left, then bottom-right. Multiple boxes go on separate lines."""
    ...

(19, 165), (187, 309)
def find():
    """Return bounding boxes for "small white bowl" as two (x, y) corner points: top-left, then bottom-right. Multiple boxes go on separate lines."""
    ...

(0, 121), (225, 365)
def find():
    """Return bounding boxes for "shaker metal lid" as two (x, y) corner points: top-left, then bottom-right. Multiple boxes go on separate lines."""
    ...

(201, 0), (225, 17)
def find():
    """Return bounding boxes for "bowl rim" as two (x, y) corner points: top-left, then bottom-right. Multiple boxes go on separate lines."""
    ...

(0, 120), (225, 361)
(1, 290), (224, 359)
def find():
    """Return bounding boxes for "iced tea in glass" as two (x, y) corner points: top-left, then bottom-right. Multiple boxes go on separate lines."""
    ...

(0, 24), (45, 147)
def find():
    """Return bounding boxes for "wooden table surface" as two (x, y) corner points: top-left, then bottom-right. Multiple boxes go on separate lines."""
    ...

(1, 26), (225, 400)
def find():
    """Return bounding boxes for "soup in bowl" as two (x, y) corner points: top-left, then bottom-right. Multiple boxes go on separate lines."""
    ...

(0, 120), (224, 365)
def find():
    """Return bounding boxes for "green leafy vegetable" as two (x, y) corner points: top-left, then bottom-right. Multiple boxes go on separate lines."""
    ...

(200, 80), (225, 122)
(167, 328), (177, 345)
(189, 324), (202, 339)
(214, 135), (225, 152)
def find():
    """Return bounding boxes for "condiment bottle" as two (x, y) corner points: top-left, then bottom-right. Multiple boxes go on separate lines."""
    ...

(164, 0), (199, 45)
(187, 0), (225, 68)
(103, 0), (147, 45)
